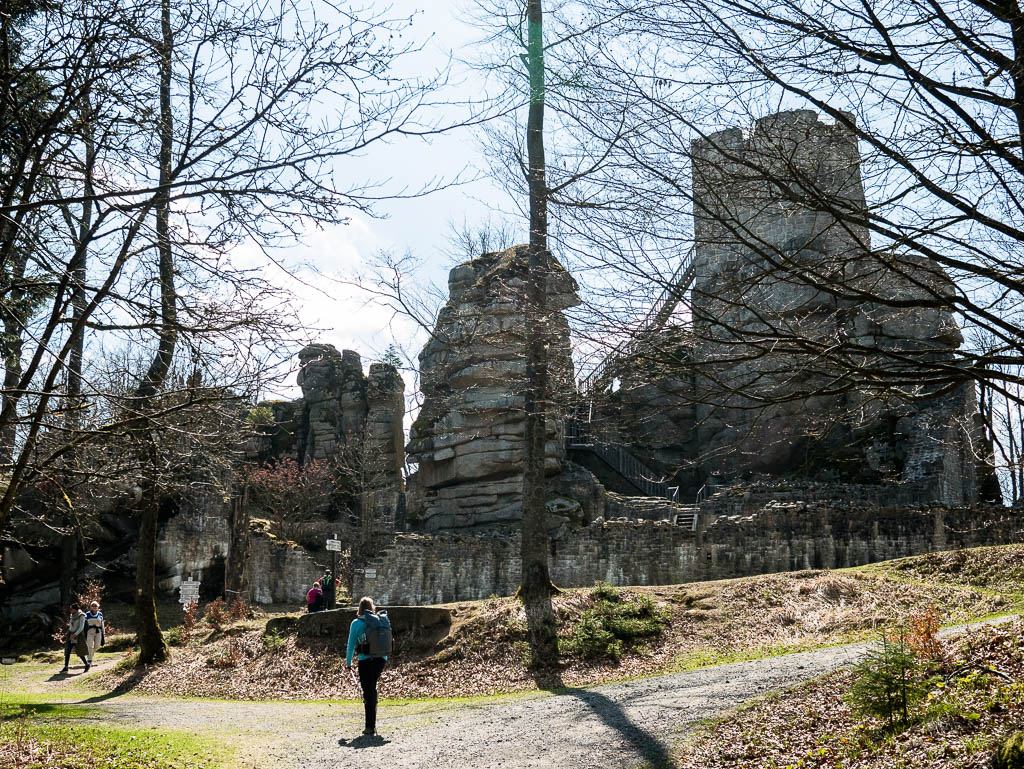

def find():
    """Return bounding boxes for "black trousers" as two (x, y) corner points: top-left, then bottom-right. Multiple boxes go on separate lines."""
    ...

(357, 657), (386, 732)
(63, 636), (86, 668)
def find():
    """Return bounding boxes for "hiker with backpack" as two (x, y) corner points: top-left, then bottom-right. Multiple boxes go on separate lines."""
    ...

(345, 596), (392, 737)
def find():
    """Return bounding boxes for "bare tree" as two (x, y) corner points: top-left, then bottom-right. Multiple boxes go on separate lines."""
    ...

(0, 0), (453, 660)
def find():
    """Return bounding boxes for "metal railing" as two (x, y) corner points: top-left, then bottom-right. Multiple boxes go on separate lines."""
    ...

(576, 255), (697, 401)
(566, 418), (673, 500)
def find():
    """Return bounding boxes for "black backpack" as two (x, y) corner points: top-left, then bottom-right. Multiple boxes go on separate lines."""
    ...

(357, 611), (393, 658)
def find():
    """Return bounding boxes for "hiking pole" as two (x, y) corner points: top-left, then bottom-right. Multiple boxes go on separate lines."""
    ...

(348, 665), (360, 693)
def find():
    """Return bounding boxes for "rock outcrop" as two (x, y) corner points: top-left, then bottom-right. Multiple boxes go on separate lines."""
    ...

(405, 246), (581, 530)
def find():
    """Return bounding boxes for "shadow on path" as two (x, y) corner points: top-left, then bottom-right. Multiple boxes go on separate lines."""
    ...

(78, 669), (144, 703)
(338, 735), (390, 749)
(525, 592), (673, 769)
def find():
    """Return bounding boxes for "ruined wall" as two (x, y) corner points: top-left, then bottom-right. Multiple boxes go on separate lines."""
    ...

(686, 109), (979, 502)
(155, 512), (317, 604)
(405, 246), (581, 530)
(352, 503), (1022, 605)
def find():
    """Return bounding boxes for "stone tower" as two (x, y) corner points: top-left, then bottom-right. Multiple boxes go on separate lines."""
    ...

(690, 110), (979, 501)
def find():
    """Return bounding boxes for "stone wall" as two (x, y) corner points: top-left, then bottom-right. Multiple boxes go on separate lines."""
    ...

(352, 503), (1023, 605)
(155, 511), (317, 604)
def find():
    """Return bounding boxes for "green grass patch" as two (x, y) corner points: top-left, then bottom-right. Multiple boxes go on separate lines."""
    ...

(1, 717), (232, 768)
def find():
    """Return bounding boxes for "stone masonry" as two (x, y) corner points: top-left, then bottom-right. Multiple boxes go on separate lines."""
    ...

(353, 495), (1022, 604)
(687, 110), (979, 500)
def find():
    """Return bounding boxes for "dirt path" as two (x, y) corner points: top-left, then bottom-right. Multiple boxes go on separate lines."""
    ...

(23, 618), (1011, 769)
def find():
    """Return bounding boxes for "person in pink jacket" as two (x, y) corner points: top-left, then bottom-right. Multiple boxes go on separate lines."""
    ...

(305, 581), (323, 612)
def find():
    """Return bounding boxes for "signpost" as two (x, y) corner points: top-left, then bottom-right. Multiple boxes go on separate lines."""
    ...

(178, 577), (201, 606)
(325, 534), (341, 609)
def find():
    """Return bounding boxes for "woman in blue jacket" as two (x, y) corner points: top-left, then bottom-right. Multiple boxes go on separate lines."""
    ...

(346, 596), (387, 736)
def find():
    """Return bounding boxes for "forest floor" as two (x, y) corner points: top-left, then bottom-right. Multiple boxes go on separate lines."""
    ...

(3, 543), (1024, 767)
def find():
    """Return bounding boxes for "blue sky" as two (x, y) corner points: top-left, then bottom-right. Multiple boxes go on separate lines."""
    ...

(254, 0), (524, 399)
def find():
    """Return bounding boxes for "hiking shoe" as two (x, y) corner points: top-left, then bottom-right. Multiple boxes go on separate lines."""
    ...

(59, 667), (68, 674)
(362, 729), (375, 736)
(84, 663), (90, 672)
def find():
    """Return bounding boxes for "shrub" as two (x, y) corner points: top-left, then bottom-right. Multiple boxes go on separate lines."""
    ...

(227, 598), (253, 622)
(206, 638), (243, 668)
(845, 630), (927, 728)
(906, 606), (943, 662)
(262, 630), (287, 653)
(164, 628), (183, 647)
(204, 598), (227, 630)
(591, 581), (621, 603)
(993, 732), (1024, 769)
(563, 612), (623, 660)
(561, 588), (670, 661)
(180, 601), (199, 644)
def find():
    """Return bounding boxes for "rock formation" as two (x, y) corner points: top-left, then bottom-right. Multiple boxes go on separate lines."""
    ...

(405, 245), (581, 530)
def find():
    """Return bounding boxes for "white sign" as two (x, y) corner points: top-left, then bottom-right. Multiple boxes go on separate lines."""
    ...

(364, 568), (377, 580)
(325, 539), (342, 552)
(178, 579), (201, 605)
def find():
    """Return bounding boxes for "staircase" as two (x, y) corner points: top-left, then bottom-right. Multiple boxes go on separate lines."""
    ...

(566, 418), (676, 501)
(577, 254), (696, 403)
(670, 507), (700, 532)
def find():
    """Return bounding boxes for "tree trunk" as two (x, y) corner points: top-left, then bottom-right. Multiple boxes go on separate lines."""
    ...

(225, 482), (250, 605)
(135, 466), (167, 663)
(135, 0), (176, 665)
(519, 0), (557, 661)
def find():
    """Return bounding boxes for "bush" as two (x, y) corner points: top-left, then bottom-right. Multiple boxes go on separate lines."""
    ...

(206, 638), (243, 668)
(180, 601), (199, 644)
(164, 628), (183, 647)
(845, 630), (927, 728)
(591, 581), (621, 603)
(262, 630), (287, 653)
(907, 606), (943, 662)
(203, 598), (227, 630)
(561, 587), (670, 661)
(562, 612), (623, 660)
(993, 732), (1024, 769)
(227, 598), (253, 622)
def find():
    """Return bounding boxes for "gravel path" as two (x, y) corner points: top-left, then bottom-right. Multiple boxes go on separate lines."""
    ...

(44, 617), (1011, 769)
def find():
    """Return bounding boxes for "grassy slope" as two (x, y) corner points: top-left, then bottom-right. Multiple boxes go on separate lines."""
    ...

(84, 543), (1024, 701)
(674, 618), (1024, 769)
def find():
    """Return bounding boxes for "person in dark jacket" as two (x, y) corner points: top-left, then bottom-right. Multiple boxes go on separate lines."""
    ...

(346, 596), (387, 736)
(59, 603), (88, 674)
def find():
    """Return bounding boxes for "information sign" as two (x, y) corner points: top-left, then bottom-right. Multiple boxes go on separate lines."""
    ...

(326, 539), (342, 552)
(178, 578), (201, 605)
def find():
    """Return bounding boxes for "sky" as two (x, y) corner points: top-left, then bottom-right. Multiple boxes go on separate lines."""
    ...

(260, 0), (520, 399)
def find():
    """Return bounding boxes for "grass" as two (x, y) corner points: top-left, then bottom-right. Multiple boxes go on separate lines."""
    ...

(0, 702), (232, 769)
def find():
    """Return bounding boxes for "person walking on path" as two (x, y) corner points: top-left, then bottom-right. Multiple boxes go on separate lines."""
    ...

(59, 603), (88, 673)
(346, 596), (388, 737)
(83, 601), (105, 668)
